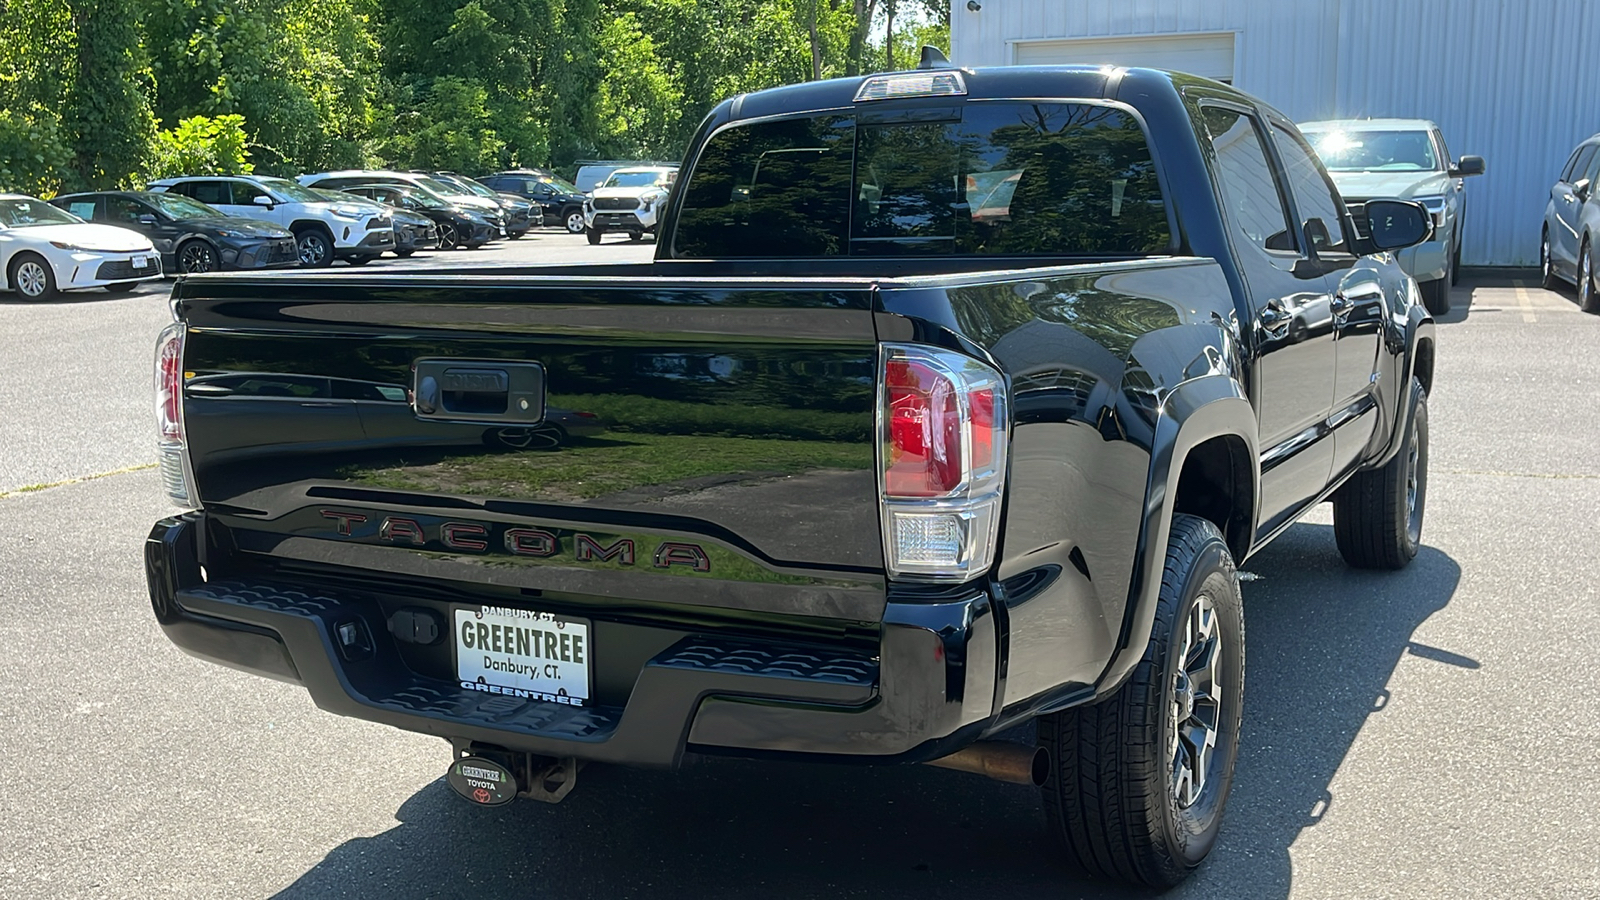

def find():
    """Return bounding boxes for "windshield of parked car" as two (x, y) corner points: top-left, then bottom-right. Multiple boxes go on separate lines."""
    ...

(1308, 130), (1439, 172)
(146, 193), (222, 219)
(674, 103), (1171, 258)
(393, 188), (448, 209)
(451, 177), (500, 198)
(0, 197), (80, 228)
(603, 171), (670, 188)
(259, 177), (329, 203)
(413, 175), (466, 197)
(542, 176), (581, 194)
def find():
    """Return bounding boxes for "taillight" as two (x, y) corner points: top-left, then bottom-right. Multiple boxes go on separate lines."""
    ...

(878, 343), (1008, 582)
(154, 323), (195, 507)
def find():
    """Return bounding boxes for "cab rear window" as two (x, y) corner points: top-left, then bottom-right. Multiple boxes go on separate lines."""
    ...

(673, 102), (1171, 258)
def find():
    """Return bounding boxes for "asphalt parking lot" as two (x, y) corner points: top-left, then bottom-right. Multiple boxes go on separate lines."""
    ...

(2, 250), (1597, 899)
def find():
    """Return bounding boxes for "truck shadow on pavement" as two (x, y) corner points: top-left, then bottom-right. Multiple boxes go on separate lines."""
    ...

(272, 522), (1463, 900)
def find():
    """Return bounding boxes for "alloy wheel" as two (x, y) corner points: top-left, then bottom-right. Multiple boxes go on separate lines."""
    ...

(1170, 594), (1222, 809)
(179, 242), (216, 274)
(1582, 245), (1595, 311)
(1541, 234), (1551, 281)
(566, 212), (585, 234)
(438, 221), (459, 249)
(15, 260), (49, 298)
(297, 232), (330, 266)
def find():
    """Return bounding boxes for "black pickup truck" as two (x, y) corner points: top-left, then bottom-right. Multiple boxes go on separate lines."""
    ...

(145, 61), (1437, 886)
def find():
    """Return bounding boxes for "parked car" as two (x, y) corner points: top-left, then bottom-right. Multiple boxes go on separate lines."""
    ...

(147, 175), (395, 267)
(299, 171), (506, 237)
(50, 191), (297, 275)
(481, 170), (589, 234)
(1300, 118), (1484, 313)
(0, 194), (161, 299)
(427, 172), (534, 239)
(583, 166), (677, 244)
(308, 188), (435, 257)
(1540, 132), (1600, 312)
(146, 64), (1438, 888)
(335, 184), (497, 249)
(572, 159), (678, 194)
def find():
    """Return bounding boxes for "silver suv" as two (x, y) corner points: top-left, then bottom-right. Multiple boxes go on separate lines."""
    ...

(148, 175), (395, 266)
(1299, 118), (1484, 314)
(1541, 133), (1600, 312)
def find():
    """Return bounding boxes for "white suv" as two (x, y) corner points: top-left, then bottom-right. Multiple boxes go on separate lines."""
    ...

(584, 166), (676, 244)
(147, 175), (395, 266)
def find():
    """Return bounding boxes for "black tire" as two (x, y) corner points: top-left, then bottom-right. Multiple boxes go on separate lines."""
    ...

(1579, 239), (1599, 314)
(395, 248), (416, 258)
(437, 220), (460, 249)
(1037, 514), (1245, 888)
(176, 239), (219, 274)
(344, 255), (373, 267)
(586, 227), (602, 245)
(294, 227), (334, 267)
(9, 253), (57, 300)
(1450, 239), (1461, 285)
(628, 230), (643, 242)
(104, 282), (138, 293)
(1334, 376), (1428, 569)
(1419, 276), (1450, 315)
(564, 209), (586, 234)
(1541, 228), (1562, 291)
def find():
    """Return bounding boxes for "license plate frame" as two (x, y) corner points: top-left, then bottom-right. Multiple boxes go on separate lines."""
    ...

(453, 605), (591, 706)
(131, 255), (152, 268)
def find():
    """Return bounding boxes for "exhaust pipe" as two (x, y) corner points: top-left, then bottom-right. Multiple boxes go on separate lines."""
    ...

(925, 741), (1051, 786)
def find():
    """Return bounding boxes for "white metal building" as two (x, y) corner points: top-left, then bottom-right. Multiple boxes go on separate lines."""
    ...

(950, 0), (1600, 266)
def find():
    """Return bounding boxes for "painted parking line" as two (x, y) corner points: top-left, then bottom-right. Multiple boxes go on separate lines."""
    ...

(1513, 280), (1537, 323)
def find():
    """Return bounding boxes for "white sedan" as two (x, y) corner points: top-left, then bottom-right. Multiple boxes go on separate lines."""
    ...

(1, 194), (162, 300)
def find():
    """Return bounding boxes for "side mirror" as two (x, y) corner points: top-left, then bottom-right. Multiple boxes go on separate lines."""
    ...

(136, 214), (158, 225)
(252, 195), (274, 208)
(1449, 155), (1486, 178)
(1364, 199), (1434, 251)
(1575, 178), (1593, 202)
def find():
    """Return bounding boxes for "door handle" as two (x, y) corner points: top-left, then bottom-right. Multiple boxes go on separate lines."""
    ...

(1259, 301), (1293, 335)
(1334, 285), (1383, 312)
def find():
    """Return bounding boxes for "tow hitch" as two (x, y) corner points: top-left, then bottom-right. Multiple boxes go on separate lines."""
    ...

(446, 743), (582, 806)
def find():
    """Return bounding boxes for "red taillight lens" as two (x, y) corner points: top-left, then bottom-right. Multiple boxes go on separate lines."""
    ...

(885, 358), (962, 496)
(969, 387), (996, 474)
(156, 330), (184, 441)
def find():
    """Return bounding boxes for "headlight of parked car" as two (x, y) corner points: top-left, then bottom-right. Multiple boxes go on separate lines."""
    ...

(1414, 195), (1447, 228)
(214, 228), (251, 238)
(50, 240), (148, 253)
(329, 205), (366, 219)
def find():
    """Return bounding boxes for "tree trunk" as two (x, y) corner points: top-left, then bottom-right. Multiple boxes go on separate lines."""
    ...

(845, 0), (878, 77)
(884, 0), (894, 72)
(809, 0), (821, 80)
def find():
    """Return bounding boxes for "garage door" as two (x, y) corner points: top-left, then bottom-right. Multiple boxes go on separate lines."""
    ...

(1013, 33), (1236, 83)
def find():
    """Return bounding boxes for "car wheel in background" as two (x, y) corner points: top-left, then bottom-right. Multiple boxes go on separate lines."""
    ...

(104, 282), (138, 293)
(294, 227), (334, 267)
(628, 231), (643, 242)
(437, 220), (460, 249)
(1419, 277), (1450, 315)
(1450, 239), (1461, 285)
(9, 253), (57, 301)
(565, 210), (585, 234)
(1580, 240), (1599, 314)
(1037, 513), (1245, 887)
(1333, 376), (1428, 569)
(176, 239), (218, 275)
(1541, 229), (1561, 290)
(395, 249), (415, 258)
(586, 227), (602, 245)
(344, 256), (373, 267)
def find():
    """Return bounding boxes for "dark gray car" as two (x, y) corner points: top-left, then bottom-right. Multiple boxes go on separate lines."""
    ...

(1541, 133), (1600, 312)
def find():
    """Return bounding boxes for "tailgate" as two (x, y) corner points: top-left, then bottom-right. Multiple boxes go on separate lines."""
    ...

(175, 274), (885, 621)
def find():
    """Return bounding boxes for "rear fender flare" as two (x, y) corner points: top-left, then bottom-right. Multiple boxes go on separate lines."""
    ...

(1093, 374), (1258, 700)
(1368, 309), (1436, 470)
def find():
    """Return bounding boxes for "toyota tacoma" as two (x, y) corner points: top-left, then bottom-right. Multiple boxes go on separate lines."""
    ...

(145, 60), (1438, 887)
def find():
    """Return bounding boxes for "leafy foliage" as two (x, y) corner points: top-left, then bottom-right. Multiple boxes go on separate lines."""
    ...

(148, 114), (255, 177)
(0, 0), (949, 195)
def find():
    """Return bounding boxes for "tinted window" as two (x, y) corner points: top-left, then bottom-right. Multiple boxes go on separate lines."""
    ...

(1585, 146), (1600, 184)
(1272, 124), (1350, 254)
(148, 193), (221, 219)
(1202, 107), (1294, 252)
(186, 181), (231, 206)
(105, 196), (150, 225)
(231, 181), (268, 205)
(63, 198), (99, 220)
(674, 103), (1170, 258)
(1568, 145), (1593, 184)
(1559, 147), (1585, 182)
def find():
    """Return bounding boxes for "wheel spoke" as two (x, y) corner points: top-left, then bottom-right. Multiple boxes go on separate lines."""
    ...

(1170, 593), (1223, 808)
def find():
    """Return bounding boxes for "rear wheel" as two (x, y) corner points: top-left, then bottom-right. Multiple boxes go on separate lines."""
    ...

(1450, 239), (1461, 285)
(628, 230), (643, 242)
(9, 253), (56, 300)
(1580, 239), (1599, 314)
(1334, 376), (1428, 569)
(1037, 514), (1245, 888)
(1541, 228), (1562, 290)
(177, 239), (218, 274)
(586, 227), (602, 245)
(437, 220), (460, 249)
(1419, 276), (1450, 315)
(565, 209), (585, 234)
(294, 227), (334, 267)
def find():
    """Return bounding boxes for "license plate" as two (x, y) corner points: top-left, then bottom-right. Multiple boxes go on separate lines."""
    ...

(132, 255), (151, 268)
(454, 606), (589, 705)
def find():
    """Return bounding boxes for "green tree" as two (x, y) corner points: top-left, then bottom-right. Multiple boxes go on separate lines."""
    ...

(148, 114), (255, 177)
(0, 0), (77, 194)
(62, 0), (158, 189)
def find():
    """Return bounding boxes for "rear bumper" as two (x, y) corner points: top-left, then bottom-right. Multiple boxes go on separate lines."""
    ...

(146, 515), (1000, 767)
